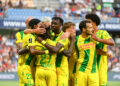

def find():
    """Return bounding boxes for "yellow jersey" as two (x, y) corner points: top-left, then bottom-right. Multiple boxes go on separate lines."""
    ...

(96, 30), (111, 73)
(56, 38), (70, 75)
(34, 38), (58, 71)
(25, 32), (58, 71)
(16, 31), (24, 44)
(51, 30), (71, 76)
(52, 31), (63, 41)
(15, 31), (26, 65)
(73, 35), (100, 73)
(21, 34), (35, 66)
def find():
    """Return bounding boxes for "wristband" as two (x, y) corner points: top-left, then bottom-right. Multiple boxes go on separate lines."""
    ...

(45, 50), (49, 54)
(41, 40), (46, 45)
(59, 47), (64, 53)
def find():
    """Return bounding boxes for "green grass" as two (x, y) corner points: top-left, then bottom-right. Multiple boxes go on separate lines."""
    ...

(0, 81), (19, 86)
(108, 81), (120, 86)
(0, 81), (120, 86)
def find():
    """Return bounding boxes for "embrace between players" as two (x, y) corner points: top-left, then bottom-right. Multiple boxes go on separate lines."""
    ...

(15, 14), (114, 86)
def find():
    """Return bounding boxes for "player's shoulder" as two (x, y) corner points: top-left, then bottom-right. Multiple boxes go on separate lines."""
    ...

(47, 38), (56, 43)
(75, 35), (81, 44)
(19, 30), (24, 33)
(76, 35), (80, 39)
(16, 31), (20, 36)
(76, 35), (84, 40)
(23, 34), (36, 41)
(16, 30), (25, 38)
(98, 30), (108, 33)
(46, 39), (57, 46)
(58, 37), (69, 46)
(97, 30), (109, 36)
(26, 33), (36, 38)
(19, 30), (24, 35)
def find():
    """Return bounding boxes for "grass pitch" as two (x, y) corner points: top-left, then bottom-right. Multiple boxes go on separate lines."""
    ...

(0, 81), (120, 86)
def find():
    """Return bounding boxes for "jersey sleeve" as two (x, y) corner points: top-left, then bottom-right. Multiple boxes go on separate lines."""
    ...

(58, 38), (69, 47)
(58, 39), (66, 46)
(103, 30), (111, 39)
(58, 38), (70, 53)
(15, 32), (22, 43)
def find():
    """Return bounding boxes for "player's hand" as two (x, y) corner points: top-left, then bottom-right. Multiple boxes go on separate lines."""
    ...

(34, 28), (46, 34)
(42, 22), (51, 28)
(107, 52), (113, 59)
(37, 37), (43, 43)
(91, 33), (98, 41)
(69, 33), (76, 42)
(24, 29), (33, 34)
(60, 32), (70, 40)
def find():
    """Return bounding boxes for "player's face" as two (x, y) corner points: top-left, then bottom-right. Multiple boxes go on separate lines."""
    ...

(36, 22), (46, 31)
(51, 20), (61, 32)
(42, 22), (51, 28)
(85, 23), (94, 35)
(37, 22), (42, 29)
(87, 19), (96, 30)
(66, 25), (76, 36)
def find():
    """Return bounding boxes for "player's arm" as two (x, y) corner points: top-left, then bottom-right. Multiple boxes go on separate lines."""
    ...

(24, 28), (46, 34)
(96, 48), (113, 59)
(93, 36), (114, 46)
(43, 42), (63, 53)
(15, 32), (22, 50)
(18, 47), (29, 55)
(28, 36), (46, 55)
(16, 42), (22, 50)
(91, 32), (114, 46)
(37, 37), (63, 53)
(29, 46), (46, 55)
(61, 35), (75, 57)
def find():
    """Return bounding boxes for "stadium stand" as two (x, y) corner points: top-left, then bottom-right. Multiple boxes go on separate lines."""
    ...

(34, 0), (60, 9)
(1, 0), (118, 23)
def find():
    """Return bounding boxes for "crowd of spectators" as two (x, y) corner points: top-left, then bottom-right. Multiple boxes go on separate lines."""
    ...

(0, 0), (120, 20)
(108, 46), (120, 72)
(41, 0), (120, 20)
(0, 0), (3, 17)
(57, 0), (119, 19)
(0, 0), (28, 17)
(0, 35), (17, 72)
(3, 0), (27, 9)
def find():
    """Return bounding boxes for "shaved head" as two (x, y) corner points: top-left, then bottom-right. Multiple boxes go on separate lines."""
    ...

(25, 17), (34, 28)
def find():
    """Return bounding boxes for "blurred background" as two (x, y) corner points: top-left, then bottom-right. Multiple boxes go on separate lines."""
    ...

(0, 0), (120, 86)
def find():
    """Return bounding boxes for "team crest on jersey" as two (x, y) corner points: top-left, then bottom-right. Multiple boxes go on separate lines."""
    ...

(29, 38), (32, 43)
